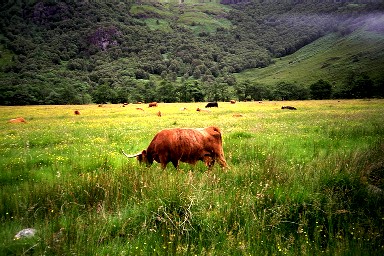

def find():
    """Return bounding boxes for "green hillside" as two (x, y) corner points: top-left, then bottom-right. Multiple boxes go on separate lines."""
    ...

(0, 1), (383, 105)
(236, 21), (384, 87)
(132, 2), (232, 33)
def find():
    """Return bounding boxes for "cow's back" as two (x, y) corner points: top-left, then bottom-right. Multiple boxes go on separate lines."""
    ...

(146, 127), (226, 168)
(148, 128), (213, 163)
(148, 129), (202, 161)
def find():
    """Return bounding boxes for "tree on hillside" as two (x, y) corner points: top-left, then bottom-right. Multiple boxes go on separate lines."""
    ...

(310, 79), (332, 100)
(246, 82), (271, 101)
(373, 77), (384, 98)
(143, 81), (157, 103)
(273, 81), (309, 100)
(204, 81), (231, 102)
(234, 80), (249, 101)
(335, 72), (375, 99)
(157, 80), (178, 103)
(351, 73), (374, 99)
(92, 84), (117, 104)
(114, 85), (130, 104)
(128, 82), (146, 103)
(179, 80), (204, 102)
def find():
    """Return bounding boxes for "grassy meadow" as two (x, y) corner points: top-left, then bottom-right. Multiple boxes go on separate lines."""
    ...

(1, 100), (384, 255)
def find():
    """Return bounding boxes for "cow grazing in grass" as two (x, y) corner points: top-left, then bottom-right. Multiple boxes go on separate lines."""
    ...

(230, 100), (236, 104)
(196, 108), (210, 113)
(149, 102), (158, 107)
(74, 110), (81, 115)
(205, 102), (218, 108)
(122, 126), (227, 170)
(281, 106), (297, 110)
(8, 117), (26, 123)
(157, 111), (162, 117)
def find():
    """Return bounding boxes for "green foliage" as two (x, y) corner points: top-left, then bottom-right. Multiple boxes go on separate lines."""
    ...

(234, 80), (272, 101)
(92, 84), (117, 104)
(0, 2), (383, 105)
(334, 72), (379, 99)
(237, 25), (384, 97)
(310, 79), (333, 100)
(179, 80), (204, 102)
(273, 81), (309, 100)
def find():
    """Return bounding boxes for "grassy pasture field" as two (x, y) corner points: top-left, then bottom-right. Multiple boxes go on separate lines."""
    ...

(1, 100), (384, 255)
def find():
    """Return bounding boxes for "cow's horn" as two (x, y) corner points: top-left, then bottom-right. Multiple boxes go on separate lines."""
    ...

(121, 149), (141, 158)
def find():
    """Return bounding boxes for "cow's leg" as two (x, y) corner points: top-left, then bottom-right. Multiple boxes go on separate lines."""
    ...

(158, 154), (168, 170)
(160, 162), (168, 170)
(212, 150), (227, 169)
(204, 155), (215, 170)
(217, 155), (227, 168)
(171, 159), (179, 169)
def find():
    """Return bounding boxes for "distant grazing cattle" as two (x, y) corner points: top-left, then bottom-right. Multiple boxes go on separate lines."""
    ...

(281, 106), (297, 110)
(230, 100), (236, 104)
(149, 102), (158, 107)
(98, 104), (103, 107)
(121, 126), (227, 170)
(232, 114), (243, 117)
(136, 107), (144, 111)
(205, 102), (218, 108)
(137, 102), (142, 104)
(157, 111), (162, 117)
(180, 107), (187, 111)
(74, 110), (81, 115)
(196, 108), (210, 113)
(8, 117), (26, 123)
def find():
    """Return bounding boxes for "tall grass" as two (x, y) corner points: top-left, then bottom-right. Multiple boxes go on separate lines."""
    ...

(1, 100), (383, 255)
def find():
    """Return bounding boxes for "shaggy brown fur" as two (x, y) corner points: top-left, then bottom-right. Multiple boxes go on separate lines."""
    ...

(148, 102), (158, 107)
(196, 108), (210, 113)
(8, 117), (27, 123)
(125, 126), (227, 170)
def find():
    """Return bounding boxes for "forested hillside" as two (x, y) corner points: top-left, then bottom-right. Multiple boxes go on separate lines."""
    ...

(0, 1), (383, 105)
